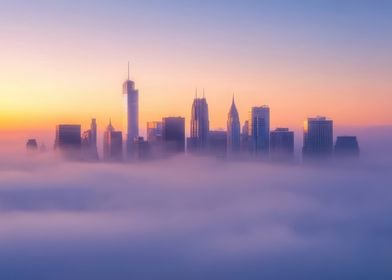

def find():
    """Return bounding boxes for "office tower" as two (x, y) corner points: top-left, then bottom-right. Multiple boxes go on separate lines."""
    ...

(26, 139), (38, 151)
(162, 117), (185, 154)
(147, 121), (163, 143)
(302, 116), (333, 159)
(334, 136), (360, 157)
(208, 130), (227, 158)
(55, 125), (81, 150)
(270, 128), (294, 161)
(103, 120), (123, 161)
(133, 137), (151, 160)
(241, 120), (251, 152)
(123, 63), (139, 156)
(81, 118), (98, 160)
(188, 93), (209, 152)
(250, 106), (270, 155)
(227, 97), (241, 156)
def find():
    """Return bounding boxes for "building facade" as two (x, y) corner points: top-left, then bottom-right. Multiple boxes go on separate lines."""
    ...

(227, 97), (241, 156)
(81, 118), (98, 160)
(147, 121), (163, 143)
(103, 121), (123, 161)
(123, 66), (139, 156)
(189, 96), (209, 152)
(302, 116), (333, 159)
(334, 136), (359, 157)
(270, 128), (294, 161)
(208, 130), (227, 158)
(55, 124), (81, 151)
(162, 117), (185, 154)
(249, 106), (270, 155)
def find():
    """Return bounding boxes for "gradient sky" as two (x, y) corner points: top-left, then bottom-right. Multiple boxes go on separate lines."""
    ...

(1, 0), (391, 136)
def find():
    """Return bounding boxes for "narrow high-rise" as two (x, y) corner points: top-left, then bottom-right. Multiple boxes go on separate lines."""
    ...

(302, 116), (333, 160)
(227, 96), (241, 156)
(249, 106), (270, 155)
(188, 91), (209, 152)
(123, 63), (139, 155)
(103, 120), (123, 161)
(81, 118), (98, 160)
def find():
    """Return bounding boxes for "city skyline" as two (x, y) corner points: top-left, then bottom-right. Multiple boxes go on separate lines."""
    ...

(38, 68), (359, 163)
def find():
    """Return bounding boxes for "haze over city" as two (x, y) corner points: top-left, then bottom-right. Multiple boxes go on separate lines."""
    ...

(0, 0), (392, 279)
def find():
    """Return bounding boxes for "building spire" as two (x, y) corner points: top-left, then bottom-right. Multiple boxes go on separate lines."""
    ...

(127, 61), (130, 80)
(203, 88), (205, 98)
(232, 93), (235, 104)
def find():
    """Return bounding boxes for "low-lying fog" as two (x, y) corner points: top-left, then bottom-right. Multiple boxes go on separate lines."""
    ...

(0, 126), (391, 279)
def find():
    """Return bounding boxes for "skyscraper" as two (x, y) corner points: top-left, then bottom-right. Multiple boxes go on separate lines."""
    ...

(250, 106), (270, 155)
(147, 121), (163, 143)
(103, 120), (123, 161)
(334, 136), (360, 157)
(81, 118), (98, 160)
(270, 128), (294, 161)
(162, 117), (185, 154)
(188, 92), (209, 152)
(227, 96), (241, 156)
(208, 130), (227, 158)
(55, 124), (82, 159)
(55, 125), (81, 150)
(241, 120), (251, 153)
(302, 116), (333, 159)
(26, 139), (38, 151)
(123, 63), (139, 156)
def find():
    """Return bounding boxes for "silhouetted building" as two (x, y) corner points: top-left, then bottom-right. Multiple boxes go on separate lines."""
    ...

(147, 121), (163, 143)
(103, 120), (123, 161)
(188, 93), (209, 152)
(123, 63), (139, 157)
(227, 97), (241, 157)
(241, 120), (251, 153)
(334, 136), (360, 157)
(81, 118), (98, 160)
(55, 125), (81, 150)
(208, 130), (227, 158)
(162, 117), (185, 154)
(302, 116), (333, 160)
(250, 106), (270, 156)
(133, 136), (151, 160)
(270, 128), (294, 161)
(26, 139), (38, 151)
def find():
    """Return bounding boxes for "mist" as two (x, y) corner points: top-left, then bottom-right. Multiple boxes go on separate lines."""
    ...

(0, 126), (391, 279)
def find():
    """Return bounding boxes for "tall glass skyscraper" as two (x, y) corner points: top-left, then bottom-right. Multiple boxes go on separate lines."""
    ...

(162, 117), (185, 154)
(227, 97), (241, 156)
(123, 64), (139, 155)
(249, 106), (270, 155)
(189, 95), (209, 151)
(302, 116), (333, 159)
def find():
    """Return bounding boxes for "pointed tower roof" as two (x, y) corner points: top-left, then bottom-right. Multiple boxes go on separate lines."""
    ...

(106, 119), (115, 132)
(228, 94), (240, 123)
(229, 95), (238, 114)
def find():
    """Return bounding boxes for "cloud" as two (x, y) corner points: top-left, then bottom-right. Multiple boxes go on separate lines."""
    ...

(0, 129), (392, 279)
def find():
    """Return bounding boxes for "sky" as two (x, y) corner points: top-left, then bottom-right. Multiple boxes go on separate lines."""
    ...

(1, 0), (391, 136)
